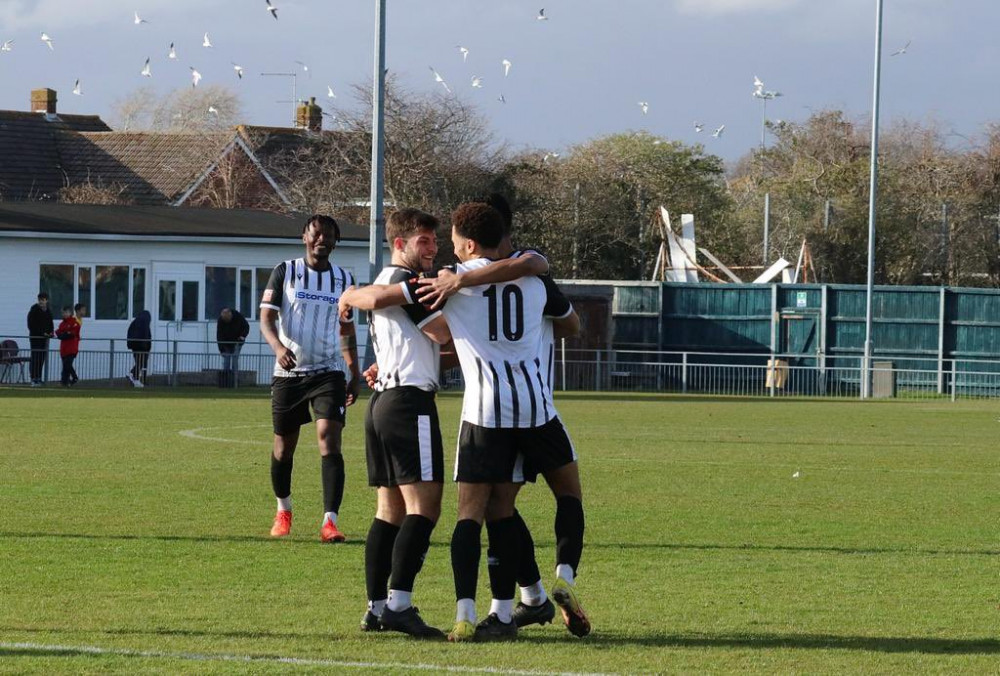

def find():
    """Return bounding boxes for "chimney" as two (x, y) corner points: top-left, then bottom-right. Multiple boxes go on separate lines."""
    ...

(295, 97), (323, 132)
(31, 88), (58, 115)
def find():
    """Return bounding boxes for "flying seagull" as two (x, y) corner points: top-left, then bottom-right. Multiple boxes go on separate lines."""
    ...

(327, 85), (337, 99)
(40, 32), (54, 50)
(458, 46), (469, 62)
(498, 93), (506, 104)
(890, 39), (911, 56)
(429, 67), (452, 93)
(208, 106), (219, 115)
(266, 0), (278, 20)
(753, 75), (764, 91)
(190, 67), (202, 87)
(537, 8), (548, 20)
(694, 122), (704, 133)
(202, 32), (212, 48)
(471, 75), (483, 88)
(638, 101), (649, 115)
(168, 42), (176, 59)
(140, 57), (151, 77)
(72, 79), (81, 95)
(502, 58), (511, 77)
(232, 63), (244, 79)
(134, 11), (148, 25)
(1, 40), (13, 52)
(712, 124), (725, 138)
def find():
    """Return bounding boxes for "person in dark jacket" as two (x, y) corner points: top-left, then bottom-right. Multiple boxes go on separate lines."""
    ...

(217, 308), (250, 387)
(126, 310), (152, 388)
(56, 306), (81, 386)
(27, 292), (55, 386)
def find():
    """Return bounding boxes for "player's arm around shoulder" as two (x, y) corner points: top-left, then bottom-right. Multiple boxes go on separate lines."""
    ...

(420, 314), (452, 345)
(338, 284), (409, 322)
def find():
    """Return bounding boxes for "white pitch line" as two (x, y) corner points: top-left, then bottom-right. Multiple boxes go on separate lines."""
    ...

(0, 642), (611, 676)
(178, 424), (272, 446)
(601, 457), (999, 477)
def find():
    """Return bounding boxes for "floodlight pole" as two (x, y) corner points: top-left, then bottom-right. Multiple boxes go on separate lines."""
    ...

(862, 0), (885, 399)
(365, 0), (387, 367)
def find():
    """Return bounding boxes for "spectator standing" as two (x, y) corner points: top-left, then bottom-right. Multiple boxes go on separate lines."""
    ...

(126, 310), (152, 388)
(216, 307), (249, 387)
(27, 292), (54, 386)
(55, 306), (81, 386)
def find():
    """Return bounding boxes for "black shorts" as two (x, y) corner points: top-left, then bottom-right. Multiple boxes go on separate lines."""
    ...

(365, 387), (444, 487)
(455, 416), (577, 484)
(271, 370), (347, 436)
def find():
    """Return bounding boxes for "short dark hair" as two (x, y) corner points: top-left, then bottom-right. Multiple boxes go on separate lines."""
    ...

(303, 214), (341, 241)
(386, 208), (439, 243)
(61, 305), (73, 313)
(484, 193), (513, 235)
(452, 202), (504, 249)
(37, 292), (48, 301)
(74, 303), (85, 313)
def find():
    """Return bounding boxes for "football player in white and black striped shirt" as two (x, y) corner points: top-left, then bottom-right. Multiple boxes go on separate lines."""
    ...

(259, 215), (361, 544)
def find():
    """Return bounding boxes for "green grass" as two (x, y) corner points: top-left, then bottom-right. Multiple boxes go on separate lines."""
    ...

(0, 388), (997, 674)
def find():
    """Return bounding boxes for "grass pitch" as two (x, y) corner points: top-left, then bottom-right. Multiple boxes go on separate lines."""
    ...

(0, 388), (997, 674)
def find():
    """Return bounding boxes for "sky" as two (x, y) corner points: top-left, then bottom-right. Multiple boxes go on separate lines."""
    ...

(0, 0), (995, 163)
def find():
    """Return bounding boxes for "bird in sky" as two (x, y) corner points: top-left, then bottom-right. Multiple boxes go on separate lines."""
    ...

(202, 32), (212, 48)
(232, 63), (244, 79)
(458, 46), (469, 62)
(72, 79), (81, 95)
(694, 122), (704, 133)
(502, 58), (512, 77)
(638, 101), (649, 115)
(40, 33), (54, 50)
(890, 39), (911, 56)
(266, 0), (278, 20)
(0, 40), (13, 52)
(537, 8), (548, 20)
(141, 57), (151, 77)
(190, 67), (202, 87)
(712, 125), (725, 138)
(498, 93), (506, 104)
(471, 75), (483, 88)
(327, 85), (337, 99)
(134, 11), (148, 25)
(753, 75), (764, 92)
(208, 106), (219, 115)
(543, 152), (560, 161)
(168, 42), (176, 59)
(429, 67), (452, 94)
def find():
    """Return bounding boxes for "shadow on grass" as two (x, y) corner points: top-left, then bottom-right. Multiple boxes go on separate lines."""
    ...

(2, 627), (998, 656)
(1, 531), (995, 558)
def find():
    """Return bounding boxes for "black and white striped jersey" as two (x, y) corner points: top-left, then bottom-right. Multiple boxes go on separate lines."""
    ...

(369, 265), (443, 393)
(260, 258), (355, 377)
(442, 257), (566, 429)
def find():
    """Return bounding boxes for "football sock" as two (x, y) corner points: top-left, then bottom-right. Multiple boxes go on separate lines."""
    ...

(386, 589), (412, 613)
(489, 598), (514, 624)
(554, 495), (585, 578)
(520, 580), (548, 606)
(270, 454), (293, 500)
(321, 453), (345, 514)
(451, 519), (482, 602)
(512, 509), (542, 588)
(556, 563), (575, 586)
(365, 518), (400, 608)
(277, 496), (292, 512)
(323, 511), (338, 525)
(456, 598), (476, 624)
(368, 599), (386, 617)
(389, 514), (435, 596)
(485, 516), (519, 604)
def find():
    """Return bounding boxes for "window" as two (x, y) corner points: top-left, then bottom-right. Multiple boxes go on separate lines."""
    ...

(77, 267), (91, 317)
(95, 266), (129, 320)
(159, 280), (176, 321)
(256, 267), (273, 306)
(39, 264), (74, 319)
(239, 269), (253, 318)
(132, 268), (146, 317)
(205, 266), (236, 320)
(182, 281), (199, 321)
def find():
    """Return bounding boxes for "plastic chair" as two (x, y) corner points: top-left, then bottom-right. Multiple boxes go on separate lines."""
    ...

(0, 339), (29, 384)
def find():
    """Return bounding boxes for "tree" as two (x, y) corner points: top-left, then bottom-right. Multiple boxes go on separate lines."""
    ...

(111, 85), (243, 132)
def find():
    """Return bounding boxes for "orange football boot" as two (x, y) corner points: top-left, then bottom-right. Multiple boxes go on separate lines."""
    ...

(270, 510), (292, 537)
(320, 519), (346, 543)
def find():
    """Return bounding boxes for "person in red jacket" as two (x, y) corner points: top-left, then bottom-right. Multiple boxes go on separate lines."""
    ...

(55, 306), (81, 386)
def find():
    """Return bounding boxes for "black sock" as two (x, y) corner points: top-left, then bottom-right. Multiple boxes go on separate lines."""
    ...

(365, 518), (400, 605)
(451, 519), (482, 601)
(321, 453), (345, 514)
(270, 454), (293, 500)
(389, 514), (436, 593)
(511, 510), (542, 588)
(555, 496), (585, 575)
(485, 516), (519, 603)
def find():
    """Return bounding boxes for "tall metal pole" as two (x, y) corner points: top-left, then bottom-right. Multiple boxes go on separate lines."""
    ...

(365, 0), (387, 367)
(862, 0), (885, 399)
(763, 192), (771, 265)
(572, 182), (580, 279)
(760, 98), (767, 151)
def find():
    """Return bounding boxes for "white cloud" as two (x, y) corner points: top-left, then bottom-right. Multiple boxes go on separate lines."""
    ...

(673, 0), (801, 16)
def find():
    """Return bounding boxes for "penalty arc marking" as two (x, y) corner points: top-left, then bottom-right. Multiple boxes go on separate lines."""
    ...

(178, 424), (273, 446)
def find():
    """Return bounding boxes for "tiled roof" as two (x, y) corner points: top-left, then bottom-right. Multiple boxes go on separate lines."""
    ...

(0, 111), (111, 200)
(58, 132), (237, 205)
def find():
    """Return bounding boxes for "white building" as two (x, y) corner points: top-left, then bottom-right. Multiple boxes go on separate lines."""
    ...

(0, 203), (382, 384)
